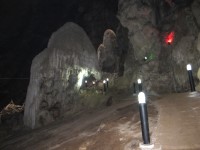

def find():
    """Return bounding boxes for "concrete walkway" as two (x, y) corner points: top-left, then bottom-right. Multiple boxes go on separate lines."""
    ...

(152, 92), (200, 150)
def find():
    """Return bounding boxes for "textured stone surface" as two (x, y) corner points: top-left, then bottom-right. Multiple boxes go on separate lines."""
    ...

(197, 33), (200, 52)
(97, 29), (119, 73)
(192, 0), (200, 26)
(0, 0), (119, 110)
(196, 67), (200, 91)
(24, 22), (101, 129)
(117, 0), (167, 94)
(117, 0), (200, 94)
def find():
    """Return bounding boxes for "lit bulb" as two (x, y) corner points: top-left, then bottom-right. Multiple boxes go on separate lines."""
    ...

(138, 92), (146, 104)
(92, 81), (95, 84)
(137, 79), (142, 84)
(103, 80), (106, 84)
(186, 64), (192, 71)
(106, 78), (109, 81)
(85, 80), (87, 83)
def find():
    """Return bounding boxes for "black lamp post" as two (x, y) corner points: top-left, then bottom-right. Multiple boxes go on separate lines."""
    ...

(103, 80), (106, 92)
(187, 64), (195, 92)
(85, 80), (88, 88)
(133, 82), (136, 94)
(138, 79), (142, 92)
(138, 92), (150, 144)
(106, 78), (109, 88)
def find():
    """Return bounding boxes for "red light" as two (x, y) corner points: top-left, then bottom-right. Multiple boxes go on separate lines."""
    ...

(165, 31), (175, 45)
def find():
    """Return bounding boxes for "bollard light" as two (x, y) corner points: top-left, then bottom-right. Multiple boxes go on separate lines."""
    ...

(103, 80), (106, 92)
(138, 79), (141, 84)
(186, 64), (195, 92)
(138, 92), (150, 145)
(137, 79), (142, 92)
(186, 64), (192, 71)
(106, 78), (109, 88)
(85, 80), (88, 87)
(144, 56), (147, 61)
(138, 92), (146, 103)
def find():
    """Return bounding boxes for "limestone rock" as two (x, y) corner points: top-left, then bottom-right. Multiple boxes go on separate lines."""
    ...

(197, 33), (200, 52)
(171, 36), (198, 90)
(197, 68), (200, 80)
(191, 0), (200, 26)
(172, 36), (196, 65)
(97, 29), (119, 73)
(196, 68), (200, 92)
(117, 0), (200, 93)
(117, 0), (165, 93)
(24, 22), (101, 129)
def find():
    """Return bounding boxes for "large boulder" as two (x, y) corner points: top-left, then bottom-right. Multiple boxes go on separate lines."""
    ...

(97, 29), (119, 73)
(24, 22), (100, 129)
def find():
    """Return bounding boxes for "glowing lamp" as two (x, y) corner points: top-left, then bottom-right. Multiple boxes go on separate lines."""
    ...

(138, 79), (142, 84)
(92, 81), (95, 85)
(85, 80), (87, 83)
(138, 92), (146, 104)
(144, 56), (147, 60)
(103, 80), (106, 92)
(186, 64), (192, 71)
(165, 31), (175, 45)
(138, 92), (151, 145)
(106, 78), (109, 88)
(186, 64), (195, 91)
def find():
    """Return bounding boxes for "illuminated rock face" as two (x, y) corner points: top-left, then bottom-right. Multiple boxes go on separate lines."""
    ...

(117, 0), (200, 94)
(97, 29), (119, 73)
(24, 22), (100, 129)
(117, 0), (167, 94)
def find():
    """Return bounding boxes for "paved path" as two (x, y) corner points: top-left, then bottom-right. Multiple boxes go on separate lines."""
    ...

(152, 92), (200, 150)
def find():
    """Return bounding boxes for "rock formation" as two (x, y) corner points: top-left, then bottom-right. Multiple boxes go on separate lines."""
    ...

(117, 0), (200, 94)
(97, 29), (119, 73)
(0, 0), (119, 110)
(196, 67), (200, 91)
(24, 22), (100, 129)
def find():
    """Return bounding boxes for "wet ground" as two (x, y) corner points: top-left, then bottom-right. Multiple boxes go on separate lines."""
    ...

(0, 95), (158, 150)
(2, 92), (200, 150)
(152, 92), (200, 150)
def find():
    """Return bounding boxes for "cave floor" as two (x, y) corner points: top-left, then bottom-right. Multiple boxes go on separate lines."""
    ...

(152, 92), (200, 150)
(0, 94), (157, 150)
(1, 92), (200, 150)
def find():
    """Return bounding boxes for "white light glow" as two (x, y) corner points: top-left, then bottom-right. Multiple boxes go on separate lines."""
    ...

(138, 92), (146, 104)
(103, 80), (106, 84)
(92, 81), (95, 84)
(85, 80), (87, 83)
(106, 78), (109, 81)
(186, 64), (192, 71)
(144, 57), (147, 60)
(137, 79), (142, 84)
(77, 69), (88, 88)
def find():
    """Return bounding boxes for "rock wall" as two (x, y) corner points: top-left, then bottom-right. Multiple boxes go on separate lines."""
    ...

(117, 0), (200, 94)
(24, 22), (100, 129)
